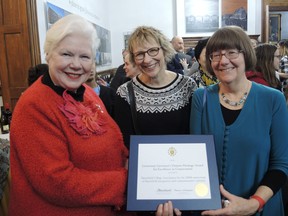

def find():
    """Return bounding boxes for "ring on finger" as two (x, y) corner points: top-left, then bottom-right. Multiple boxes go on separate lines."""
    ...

(223, 200), (230, 208)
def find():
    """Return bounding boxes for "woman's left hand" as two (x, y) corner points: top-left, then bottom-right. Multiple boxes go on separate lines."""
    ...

(201, 185), (258, 216)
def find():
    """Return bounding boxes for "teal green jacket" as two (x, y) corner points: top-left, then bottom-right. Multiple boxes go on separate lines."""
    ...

(190, 82), (288, 215)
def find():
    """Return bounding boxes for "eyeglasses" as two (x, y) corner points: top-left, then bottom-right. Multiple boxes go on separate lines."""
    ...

(133, 47), (161, 61)
(274, 55), (281, 59)
(209, 50), (242, 62)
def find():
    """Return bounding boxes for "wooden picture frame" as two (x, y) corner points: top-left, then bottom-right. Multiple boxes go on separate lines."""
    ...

(269, 14), (281, 42)
(177, 0), (257, 37)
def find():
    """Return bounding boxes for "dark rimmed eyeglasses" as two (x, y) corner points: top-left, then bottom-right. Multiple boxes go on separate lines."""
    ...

(209, 50), (243, 62)
(133, 47), (161, 61)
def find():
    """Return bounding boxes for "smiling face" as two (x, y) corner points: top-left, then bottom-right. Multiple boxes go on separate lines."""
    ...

(205, 26), (257, 83)
(133, 39), (166, 78)
(211, 49), (246, 84)
(47, 34), (93, 91)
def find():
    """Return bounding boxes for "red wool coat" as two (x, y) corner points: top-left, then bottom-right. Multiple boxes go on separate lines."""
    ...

(9, 79), (129, 216)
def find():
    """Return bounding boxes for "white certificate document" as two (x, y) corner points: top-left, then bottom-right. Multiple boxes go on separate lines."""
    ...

(137, 143), (211, 200)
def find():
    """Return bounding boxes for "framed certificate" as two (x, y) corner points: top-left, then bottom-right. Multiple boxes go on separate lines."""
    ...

(127, 135), (221, 211)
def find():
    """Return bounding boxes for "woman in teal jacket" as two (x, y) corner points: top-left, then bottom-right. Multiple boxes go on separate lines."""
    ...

(190, 26), (288, 216)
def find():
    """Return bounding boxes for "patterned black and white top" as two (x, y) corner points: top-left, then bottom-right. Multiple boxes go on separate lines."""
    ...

(0, 138), (9, 200)
(114, 73), (197, 148)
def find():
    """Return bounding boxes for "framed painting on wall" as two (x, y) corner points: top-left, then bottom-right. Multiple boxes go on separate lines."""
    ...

(184, 0), (219, 33)
(221, 0), (247, 30)
(176, 0), (257, 37)
(176, 0), (220, 37)
(269, 14), (281, 42)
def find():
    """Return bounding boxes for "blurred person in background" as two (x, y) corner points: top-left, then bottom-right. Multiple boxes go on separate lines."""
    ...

(167, 36), (193, 74)
(253, 44), (283, 91)
(86, 63), (115, 117)
(123, 53), (141, 79)
(191, 37), (218, 88)
(278, 39), (288, 101)
(110, 49), (130, 91)
(278, 39), (288, 74)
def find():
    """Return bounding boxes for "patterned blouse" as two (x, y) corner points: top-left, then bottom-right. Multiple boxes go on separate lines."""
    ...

(191, 68), (218, 88)
(0, 138), (9, 199)
(280, 55), (288, 73)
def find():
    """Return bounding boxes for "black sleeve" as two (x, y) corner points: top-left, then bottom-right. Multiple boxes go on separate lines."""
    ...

(113, 88), (135, 149)
(166, 57), (184, 75)
(110, 64), (130, 91)
(260, 169), (287, 195)
(99, 86), (116, 118)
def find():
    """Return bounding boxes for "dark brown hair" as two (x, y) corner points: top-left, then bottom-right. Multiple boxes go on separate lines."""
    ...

(255, 44), (281, 89)
(205, 26), (256, 75)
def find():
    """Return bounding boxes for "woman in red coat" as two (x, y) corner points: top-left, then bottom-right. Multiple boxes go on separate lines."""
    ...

(9, 14), (130, 216)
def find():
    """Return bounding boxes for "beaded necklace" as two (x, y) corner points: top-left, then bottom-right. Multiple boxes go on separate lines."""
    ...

(221, 92), (248, 106)
(220, 81), (250, 107)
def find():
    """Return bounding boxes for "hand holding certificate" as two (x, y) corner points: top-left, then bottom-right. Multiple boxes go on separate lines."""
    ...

(127, 135), (221, 211)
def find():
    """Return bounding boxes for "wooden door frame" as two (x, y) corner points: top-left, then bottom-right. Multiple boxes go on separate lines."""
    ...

(26, 0), (41, 66)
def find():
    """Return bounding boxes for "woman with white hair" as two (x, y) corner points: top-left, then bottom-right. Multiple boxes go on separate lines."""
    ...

(9, 14), (130, 216)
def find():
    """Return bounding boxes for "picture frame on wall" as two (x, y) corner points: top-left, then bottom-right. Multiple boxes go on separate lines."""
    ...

(269, 14), (281, 42)
(184, 0), (219, 34)
(221, 0), (247, 30)
(176, 0), (220, 37)
(176, 0), (250, 37)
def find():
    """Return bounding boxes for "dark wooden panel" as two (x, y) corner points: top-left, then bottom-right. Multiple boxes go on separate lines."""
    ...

(0, 0), (3, 25)
(0, 24), (22, 33)
(2, 0), (22, 25)
(183, 36), (204, 50)
(0, 0), (33, 110)
(9, 87), (25, 97)
(5, 33), (28, 86)
(269, 0), (288, 6)
(270, 6), (288, 10)
(27, 0), (41, 65)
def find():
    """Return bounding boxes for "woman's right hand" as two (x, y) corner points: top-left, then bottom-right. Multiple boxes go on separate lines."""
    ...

(156, 201), (182, 216)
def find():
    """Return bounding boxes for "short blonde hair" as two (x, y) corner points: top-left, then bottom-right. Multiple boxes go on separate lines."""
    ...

(44, 14), (99, 61)
(128, 26), (175, 64)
